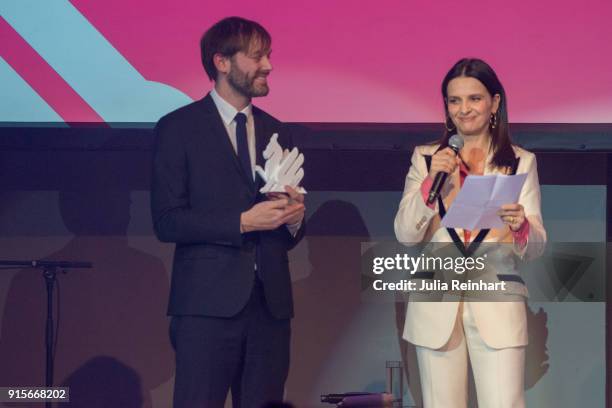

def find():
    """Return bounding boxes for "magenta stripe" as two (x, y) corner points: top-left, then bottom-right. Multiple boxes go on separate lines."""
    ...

(0, 17), (105, 123)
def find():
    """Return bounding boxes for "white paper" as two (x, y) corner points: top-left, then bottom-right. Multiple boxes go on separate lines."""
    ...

(441, 173), (528, 230)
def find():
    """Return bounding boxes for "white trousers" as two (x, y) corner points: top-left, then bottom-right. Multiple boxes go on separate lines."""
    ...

(415, 302), (525, 408)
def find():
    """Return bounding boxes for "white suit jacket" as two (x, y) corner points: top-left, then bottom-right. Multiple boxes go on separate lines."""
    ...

(394, 144), (547, 349)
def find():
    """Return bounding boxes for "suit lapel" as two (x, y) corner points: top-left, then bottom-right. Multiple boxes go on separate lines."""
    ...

(200, 95), (256, 194)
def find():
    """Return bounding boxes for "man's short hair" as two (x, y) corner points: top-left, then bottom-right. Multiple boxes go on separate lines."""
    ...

(200, 16), (271, 81)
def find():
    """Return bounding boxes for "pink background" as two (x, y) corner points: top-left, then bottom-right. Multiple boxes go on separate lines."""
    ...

(7, 0), (612, 122)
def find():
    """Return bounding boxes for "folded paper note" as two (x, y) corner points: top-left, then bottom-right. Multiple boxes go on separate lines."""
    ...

(441, 173), (528, 230)
(255, 133), (307, 194)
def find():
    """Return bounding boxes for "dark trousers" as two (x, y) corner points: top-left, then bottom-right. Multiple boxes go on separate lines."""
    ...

(170, 280), (291, 408)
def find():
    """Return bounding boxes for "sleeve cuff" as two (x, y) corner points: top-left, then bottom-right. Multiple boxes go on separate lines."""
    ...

(512, 219), (530, 247)
(286, 220), (302, 237)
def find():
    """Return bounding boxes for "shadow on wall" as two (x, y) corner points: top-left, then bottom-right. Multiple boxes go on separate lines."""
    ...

(287, 200), (370, 406)
(0, 151), (173, 407)
(62, 356), (144, 408)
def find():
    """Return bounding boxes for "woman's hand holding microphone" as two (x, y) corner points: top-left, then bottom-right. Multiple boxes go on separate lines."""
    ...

(428, 147), (462, 182)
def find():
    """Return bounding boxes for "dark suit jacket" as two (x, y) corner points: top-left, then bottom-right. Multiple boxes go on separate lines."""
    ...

(151, 94), (305, 319)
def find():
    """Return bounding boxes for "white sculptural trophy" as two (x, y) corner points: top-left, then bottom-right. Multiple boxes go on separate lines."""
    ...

(255, 133), (307, 194)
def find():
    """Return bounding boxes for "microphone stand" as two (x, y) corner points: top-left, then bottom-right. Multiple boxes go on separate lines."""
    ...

(0, 260), (92, 407)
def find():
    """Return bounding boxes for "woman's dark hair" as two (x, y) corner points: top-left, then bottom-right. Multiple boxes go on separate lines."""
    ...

(200, 16), (271, 81)
(439, 58), (516, 169)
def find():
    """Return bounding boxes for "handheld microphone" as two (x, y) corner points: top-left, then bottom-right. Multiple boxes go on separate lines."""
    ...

(427, 134), (464, 205)
(321, 393), (373, 404)
(321, 392), (394, 407)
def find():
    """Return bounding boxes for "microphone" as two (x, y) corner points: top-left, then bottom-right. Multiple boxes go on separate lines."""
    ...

(321, 392), (394, 407)
(427, 134), (464, 205)
(321, 393), (373, 404)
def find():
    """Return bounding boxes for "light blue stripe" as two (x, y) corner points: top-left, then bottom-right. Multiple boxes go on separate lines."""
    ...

(1, 1), (192, 123)
(0, 56), (64, 123)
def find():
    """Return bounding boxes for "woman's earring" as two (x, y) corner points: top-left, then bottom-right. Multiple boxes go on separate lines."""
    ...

(445, 116), (455, 132)
(490, 112), (498, 129)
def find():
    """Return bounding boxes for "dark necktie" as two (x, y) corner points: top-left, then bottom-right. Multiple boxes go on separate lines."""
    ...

(234, 112), (252, 182)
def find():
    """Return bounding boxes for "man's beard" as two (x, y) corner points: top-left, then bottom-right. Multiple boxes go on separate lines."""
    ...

(227, 65), (269, 98)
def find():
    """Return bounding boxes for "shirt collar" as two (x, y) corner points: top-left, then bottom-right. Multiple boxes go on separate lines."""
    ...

(210, 88), (252, 126)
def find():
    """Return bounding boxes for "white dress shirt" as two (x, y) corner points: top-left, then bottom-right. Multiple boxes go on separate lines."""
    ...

(210, 88), (257, 180)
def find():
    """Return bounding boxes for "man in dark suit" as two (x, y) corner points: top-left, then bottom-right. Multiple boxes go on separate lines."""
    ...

(151, 16), (306, 408)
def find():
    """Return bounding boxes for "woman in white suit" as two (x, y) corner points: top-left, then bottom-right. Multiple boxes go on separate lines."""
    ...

(394, 58), (546, 408)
